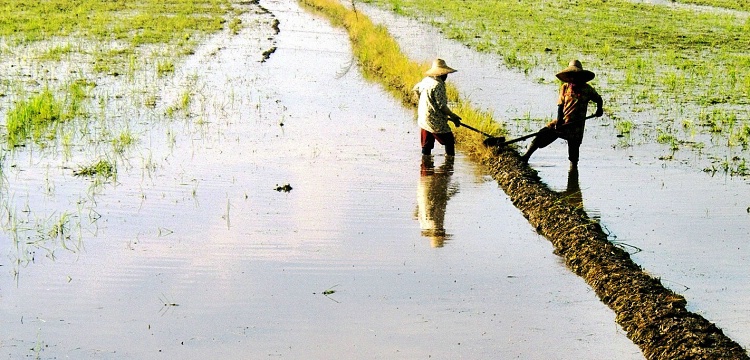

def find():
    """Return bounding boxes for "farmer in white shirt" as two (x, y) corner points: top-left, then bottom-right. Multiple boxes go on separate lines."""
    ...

(412, 58), (462, 156)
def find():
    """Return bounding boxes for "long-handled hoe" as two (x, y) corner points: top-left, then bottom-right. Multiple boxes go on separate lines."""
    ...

(458, 122), (506, 147)
(462, 114), (598, 148)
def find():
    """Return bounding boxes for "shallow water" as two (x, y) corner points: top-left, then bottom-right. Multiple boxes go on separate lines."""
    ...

(355, 2), (750, 352)
(0, 0), (650, 359)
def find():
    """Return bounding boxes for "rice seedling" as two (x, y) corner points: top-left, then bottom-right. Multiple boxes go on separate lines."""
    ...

(73, 159), (117, 180)
(66, 79), (94, 118)
(615, 120), (634, 135)
(179, 90), (191, 111)
(112, 130), (136, 154)
(39, 43), (73, 61)
(656, 128), (680, 151)
(6, 88), (68, 147)
(144, 95), (158, 108)
(228, 17), (243, 35)
(156, 60), (176, 76)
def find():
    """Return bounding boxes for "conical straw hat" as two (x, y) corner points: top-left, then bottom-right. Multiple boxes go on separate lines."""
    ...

(425, 58), (457, 76)
(556, 59), (595, 83)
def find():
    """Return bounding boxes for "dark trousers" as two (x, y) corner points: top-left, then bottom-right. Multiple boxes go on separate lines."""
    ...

(530, 127), (581, 162)
(421, 129), (455, 156)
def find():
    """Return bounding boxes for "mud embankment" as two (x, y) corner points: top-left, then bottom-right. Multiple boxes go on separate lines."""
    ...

(478, 147), (749, 359)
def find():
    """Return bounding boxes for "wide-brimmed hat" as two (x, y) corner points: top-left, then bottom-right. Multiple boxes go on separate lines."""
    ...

(425, 58), (457, 77)
(556, 59), (595, 83)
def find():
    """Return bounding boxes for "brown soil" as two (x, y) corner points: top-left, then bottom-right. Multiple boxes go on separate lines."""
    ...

(476, 146), (749, 360)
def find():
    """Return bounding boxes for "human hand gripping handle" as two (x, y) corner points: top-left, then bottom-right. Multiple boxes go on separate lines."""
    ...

(450, 114), (461, 128)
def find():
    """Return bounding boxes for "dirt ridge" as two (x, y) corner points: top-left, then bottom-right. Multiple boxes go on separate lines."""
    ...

(480, 147), (749, 359)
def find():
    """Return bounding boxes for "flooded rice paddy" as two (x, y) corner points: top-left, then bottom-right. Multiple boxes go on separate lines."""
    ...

(0, 0), (748, 358)
(357, 1), (750, 352)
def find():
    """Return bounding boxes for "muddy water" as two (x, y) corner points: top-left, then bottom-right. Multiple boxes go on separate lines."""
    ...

(0, 1), (649, 359)
(355, 2), (750, 353)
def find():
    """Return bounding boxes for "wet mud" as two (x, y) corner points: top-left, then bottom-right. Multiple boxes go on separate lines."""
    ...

(477, 147), (748, 359)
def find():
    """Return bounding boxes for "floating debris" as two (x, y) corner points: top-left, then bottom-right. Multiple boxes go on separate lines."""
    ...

(274, 183), (292, 192)
(261, 46), (277, 63)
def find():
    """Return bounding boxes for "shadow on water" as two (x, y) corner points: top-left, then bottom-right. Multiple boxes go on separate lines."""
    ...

(415, 155), (456, 247)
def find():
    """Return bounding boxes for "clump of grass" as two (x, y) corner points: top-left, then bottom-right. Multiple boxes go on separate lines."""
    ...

(144, 95), (158, 108)
(5, 79), (96, 147)
(73, 159), (116, 179)
(112, 130), (136, 154)
(39, 43), (73, 61)
(67, 79), (94, 117)
(656, 128), (680, 151)
(6, 88), (68, 146)
(228, 17), (242, 35)
(156, 60), (175, 76)
(93, 47), (135, 75)
(615, 120), (634, 135)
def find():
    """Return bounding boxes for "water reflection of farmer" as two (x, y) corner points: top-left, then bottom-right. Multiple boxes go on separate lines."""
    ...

(416, 155), (457, 248)
(412, 58), (462, 156)
(521, 60), (603, 166)
(561, 164), (583, 210)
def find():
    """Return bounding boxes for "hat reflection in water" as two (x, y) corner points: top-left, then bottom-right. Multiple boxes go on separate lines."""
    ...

(416, 155), (458, 248)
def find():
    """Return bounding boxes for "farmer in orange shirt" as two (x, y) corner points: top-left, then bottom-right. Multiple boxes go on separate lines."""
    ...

(520, 60), (603, 166)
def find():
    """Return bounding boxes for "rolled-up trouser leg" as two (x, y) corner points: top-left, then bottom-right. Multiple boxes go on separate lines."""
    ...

(421, 129), (435, 155)
(432, 131), (456, 156)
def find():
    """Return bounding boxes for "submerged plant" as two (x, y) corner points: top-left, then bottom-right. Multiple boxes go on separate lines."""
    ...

(615, 120), (634, 135)
(73, 159), (117, 180)
(112, 130), (136, 154)
(157, 60), (175, 76)
(40, 43), (73, 61)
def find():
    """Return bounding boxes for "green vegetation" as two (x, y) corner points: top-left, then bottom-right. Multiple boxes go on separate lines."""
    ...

(112, 130), (136, 154)
(677, 0), (750, 11)
(73, 159), (117, 180)
(615, 120), (634, 136)
(5, 79), (94, 147)
(361, 0), (750, 106)
(39, 43), (74, 61)
(0, 0), (229, 45)
(6, 89), (69, 146)
(2, 0), (236, 154)
(157, 60), (176, 76)
(228, 17), (243, 35)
